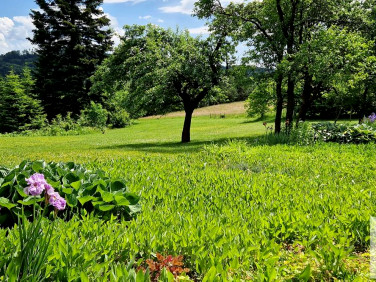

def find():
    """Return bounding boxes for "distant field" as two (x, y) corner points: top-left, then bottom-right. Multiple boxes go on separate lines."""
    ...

(142, 101), (247, 119)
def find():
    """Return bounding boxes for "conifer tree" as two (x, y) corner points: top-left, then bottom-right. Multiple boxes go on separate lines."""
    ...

(29, 0), (113, 118)
(0, 69), (45, 133)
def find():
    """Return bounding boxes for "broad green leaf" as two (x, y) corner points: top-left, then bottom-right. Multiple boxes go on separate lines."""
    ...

(98, 204), (115, 212)
(0, 197), (16, 209)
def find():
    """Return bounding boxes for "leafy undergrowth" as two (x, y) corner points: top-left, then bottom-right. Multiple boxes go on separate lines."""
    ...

(0, 141), (375, 280)
(0, 161), (141, 227)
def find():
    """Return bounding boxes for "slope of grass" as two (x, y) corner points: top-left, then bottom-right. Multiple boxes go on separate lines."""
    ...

(0, 114), (265, 165)
(0, 113), (375, 280)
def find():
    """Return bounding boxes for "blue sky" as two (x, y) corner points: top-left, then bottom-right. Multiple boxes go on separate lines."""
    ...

(0, 0), (213, 55)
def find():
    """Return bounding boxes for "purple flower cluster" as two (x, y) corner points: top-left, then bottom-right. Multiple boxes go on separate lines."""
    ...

(25, 173), (66, 211)
(369, 112), (376, 123)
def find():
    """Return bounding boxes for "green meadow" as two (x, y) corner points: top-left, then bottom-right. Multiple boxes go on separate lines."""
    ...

(1, 112), (375, 280)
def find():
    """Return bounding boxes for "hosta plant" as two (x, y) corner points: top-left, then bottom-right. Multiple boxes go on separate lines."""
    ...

(0, 160), (141, 227)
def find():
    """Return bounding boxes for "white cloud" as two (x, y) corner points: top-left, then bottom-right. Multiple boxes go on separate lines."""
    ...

(159, 0), (194, 14)
(139, 15), (152, 20)
(104, 13), (124, 46)
(157, 18), (164, 23)
(188, 26), (209, 35)
(0, 16), (34, 54)
(160, 0), (242, 15)
(104, 0), (146, 3)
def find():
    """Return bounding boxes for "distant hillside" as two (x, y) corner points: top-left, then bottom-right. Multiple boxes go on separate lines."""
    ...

(0, 50), (37, 76)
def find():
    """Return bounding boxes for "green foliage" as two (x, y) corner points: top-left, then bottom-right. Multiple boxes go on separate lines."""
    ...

(4, 208), (53, 281)
(29, 0), (113, 118)
(0, 160), (141, 227)
(312, 122), (376, 144)
(92, 24), (232, 142)
(0, 50), (37, 77)
(246, 78), (275, 119)
(0, 69), (45, 133)
(0, 113), (99, 137)
(109, 108), (131, 129)
(80, 102), (108, 131)
(0, 115), (374, 279)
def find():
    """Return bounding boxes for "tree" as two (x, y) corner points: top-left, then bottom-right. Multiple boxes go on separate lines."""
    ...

(29, 0), (113, 118)
(92, 24), (230, 142)
(195, 0), (370, 131)
(294, 27), (376, 121)
(0, 69), (45, 133)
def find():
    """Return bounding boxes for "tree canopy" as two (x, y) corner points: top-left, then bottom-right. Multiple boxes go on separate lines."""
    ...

(92, 24), (231, 142)
(29, 0), (113, 118)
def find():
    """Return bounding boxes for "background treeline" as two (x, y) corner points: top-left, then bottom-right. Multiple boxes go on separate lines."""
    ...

(0, 50), (37, 76)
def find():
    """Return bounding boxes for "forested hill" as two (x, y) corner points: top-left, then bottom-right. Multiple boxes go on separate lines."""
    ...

(0, 50), (37, 76)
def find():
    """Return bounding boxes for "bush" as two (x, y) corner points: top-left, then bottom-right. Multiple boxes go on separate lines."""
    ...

(312, 122), (376, 144)
(109, 108), (131, 128)
(0, 160), (141, 227)
(80, 102), (108, 131)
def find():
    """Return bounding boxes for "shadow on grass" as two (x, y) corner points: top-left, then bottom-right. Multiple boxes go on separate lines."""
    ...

(98, 136), (259, 154)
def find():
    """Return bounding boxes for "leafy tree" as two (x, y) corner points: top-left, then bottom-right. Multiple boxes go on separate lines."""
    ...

(29, 0), (113, 118)
(92, 24), (231, 142)
(0, 69), (45, 133)
(294, 27), (376, 122)
(246, 77), (275, 119)
(195, 0), (370, 131)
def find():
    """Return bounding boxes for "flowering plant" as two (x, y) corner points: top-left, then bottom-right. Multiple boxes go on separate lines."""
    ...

(24, 173), (66, 211)
(0, 160), (141, 228)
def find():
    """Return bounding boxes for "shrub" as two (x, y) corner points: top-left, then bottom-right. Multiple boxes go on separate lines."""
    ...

(80, 101), (108, 131)
(109, 107), (131, 128)
(312, 122), (376, 144)
(0, 160), (141, 227)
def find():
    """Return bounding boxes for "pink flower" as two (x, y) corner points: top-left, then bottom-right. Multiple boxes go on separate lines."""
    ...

(24, 173), (48, 196)
(45, 184), (55, 196)
(49, 192), (66, 210)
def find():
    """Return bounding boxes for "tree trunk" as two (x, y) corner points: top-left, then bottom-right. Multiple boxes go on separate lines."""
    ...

(297, 72), (313, 126)
(285, 73), (295, 127)
(181, 108), (194, 143)
(275, 73), (283, 134)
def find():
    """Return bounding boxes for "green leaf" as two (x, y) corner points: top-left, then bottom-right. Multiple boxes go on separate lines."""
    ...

(98, 204), (115, 212)
(70, 180), (81, 190)
(66, 194), (78, 207)
(114, 195), (130, 206)
(32, 161), (44, 172)
(77, 195), (95, 205)
(17, 197), (43, 206)
(0, 197), (16, 209)
(62, 188), (73, 195)
(101, 191), (114, 202)
(124, 192), (140, 205)
(111, 180), (126, 191)
(64, 172), (80, 184)
(298, 264), (311, 282)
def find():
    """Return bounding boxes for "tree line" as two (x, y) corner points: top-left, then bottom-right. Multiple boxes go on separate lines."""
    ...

(0, 0), (375, 142)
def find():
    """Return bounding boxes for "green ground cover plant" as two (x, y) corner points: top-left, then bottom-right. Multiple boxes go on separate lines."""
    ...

(0, 160), (140, 227)
(0, 114), (375, 280)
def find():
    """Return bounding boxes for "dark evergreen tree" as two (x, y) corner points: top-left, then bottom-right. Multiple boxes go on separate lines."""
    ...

(0, 69), (45, 133)
(29, 0), (113, 118)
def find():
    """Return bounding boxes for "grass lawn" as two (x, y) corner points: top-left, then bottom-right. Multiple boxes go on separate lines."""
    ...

(0, 107), (375, 280)
(0, 112), (266, 165)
